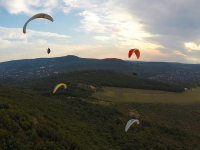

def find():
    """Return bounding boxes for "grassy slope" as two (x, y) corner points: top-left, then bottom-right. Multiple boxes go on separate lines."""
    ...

(91, 86), (200, 143)
(92, 87), (200, 103)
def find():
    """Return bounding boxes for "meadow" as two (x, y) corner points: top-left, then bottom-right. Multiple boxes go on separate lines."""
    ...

(92, 87), (200, 104)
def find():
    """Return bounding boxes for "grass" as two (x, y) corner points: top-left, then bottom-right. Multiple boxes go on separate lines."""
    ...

(92, 87), (200, 104)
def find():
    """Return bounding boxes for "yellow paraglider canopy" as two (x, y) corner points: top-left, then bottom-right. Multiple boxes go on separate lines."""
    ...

(53, 83), (67, 93)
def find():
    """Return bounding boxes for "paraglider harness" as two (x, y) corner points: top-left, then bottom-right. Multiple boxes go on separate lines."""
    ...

(47, 48), (50, 54)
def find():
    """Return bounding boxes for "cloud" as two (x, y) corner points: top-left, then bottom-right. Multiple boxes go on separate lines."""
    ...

(1, 0), (200, 63)
(0, 37), (104, 62)
(93, 36), (112, 41)
(0, 26), (70, 40)
(78, 3), (160, 56)
(62, 0), (102, 9)
(0, 0), (58, 15)
(174, 51), (187, 57)
(0, 25), (71, 62)
(184, 42), (200, 51)
(37, 39), (47, 44)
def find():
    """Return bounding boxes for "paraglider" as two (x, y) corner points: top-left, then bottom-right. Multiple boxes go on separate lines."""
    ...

(128, 49), (140, 59)
(125, 119), (139, 132)
(133, 73), (137, 75)
(47, 48), (51, 54)
(53, 83), (67, 93)
(23, 13), (54, 34)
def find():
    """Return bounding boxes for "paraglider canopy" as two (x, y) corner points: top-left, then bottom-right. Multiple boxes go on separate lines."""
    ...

(133, 73), (137, 75)
(128, 49), (140, 59)
(53, 83), (67, 93)
(47, 48), (51, 54)
(23, 13), (54, 34)
(125, 119), (139, 132)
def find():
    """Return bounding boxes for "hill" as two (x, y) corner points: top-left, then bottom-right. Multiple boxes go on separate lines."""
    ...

(10, 70), (185, 96)
(1, 55), (200, 87)
(1, 81), (200, 150)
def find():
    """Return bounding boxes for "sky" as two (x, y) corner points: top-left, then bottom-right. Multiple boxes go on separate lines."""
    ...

(0, 0), (200, 64)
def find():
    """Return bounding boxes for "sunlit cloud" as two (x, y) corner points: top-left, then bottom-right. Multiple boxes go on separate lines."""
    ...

(174, 51), (187, 57)
(184, 42), (200, 52)
(93, 36), (112, 41)
(0, 0), (58, 15)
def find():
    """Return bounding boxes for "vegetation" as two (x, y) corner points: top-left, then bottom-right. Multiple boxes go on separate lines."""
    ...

(11, 70), (185, 97)
(0, 68), (199, 150)
(2, 55), (200, 87)
(1, 78), (200, 149)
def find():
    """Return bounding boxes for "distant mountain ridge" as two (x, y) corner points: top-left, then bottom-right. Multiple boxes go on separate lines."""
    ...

(0, 55), (138, 83)
(1, 55), (200, 87)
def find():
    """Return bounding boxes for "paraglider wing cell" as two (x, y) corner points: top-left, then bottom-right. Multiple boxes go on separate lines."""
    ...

(128, 49), (134, 58)
(134, 49), (140, 59)
(23, 13), (54, 34)
(125, 119), (139, 132)
(53, 83), (67, 93)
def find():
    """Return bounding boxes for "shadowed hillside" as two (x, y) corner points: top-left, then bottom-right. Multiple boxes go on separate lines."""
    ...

(1, 55), (200, 87)
(11, 70), (185, 96)
(0, 84), (200, 150)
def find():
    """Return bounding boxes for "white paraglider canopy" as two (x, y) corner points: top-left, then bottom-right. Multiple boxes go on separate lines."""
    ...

(125, 119), (139, 132)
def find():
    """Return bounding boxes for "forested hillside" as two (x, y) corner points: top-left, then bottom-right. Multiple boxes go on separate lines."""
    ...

(11, 70), (185, 95)
(1, 85), (200, 150)
(1, 55), (200, 87)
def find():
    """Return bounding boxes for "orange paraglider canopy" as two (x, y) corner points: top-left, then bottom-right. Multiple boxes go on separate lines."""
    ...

(23, 13), (54, 34)
(128, 49), (140, 59)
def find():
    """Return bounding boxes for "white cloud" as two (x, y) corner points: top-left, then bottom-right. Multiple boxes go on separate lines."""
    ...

(62, 0), (100, 9)
(0, 39), (104, 62)
(0, 26), (70, 40)
(37, 39), (47, 44)
(0, 0), (58, 15)
(77, 2), (160, 53)
(93, 36), (111, 41)
(0, 25), (71, 62)
(1, 0), (200, 63)
(60, 6), (71, 15)
(184, 42), (200, 51)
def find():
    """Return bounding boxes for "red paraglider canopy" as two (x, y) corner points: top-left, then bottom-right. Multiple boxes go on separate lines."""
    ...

(128, 49), (140, 59)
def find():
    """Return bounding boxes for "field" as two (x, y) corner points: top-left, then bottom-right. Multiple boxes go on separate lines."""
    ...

(92, 87), (200, 103)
